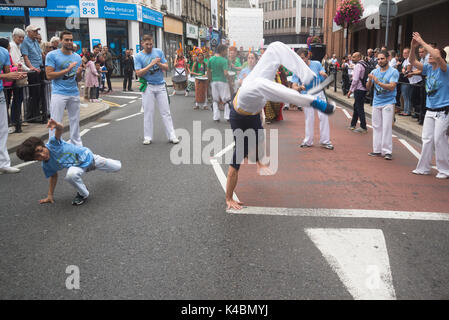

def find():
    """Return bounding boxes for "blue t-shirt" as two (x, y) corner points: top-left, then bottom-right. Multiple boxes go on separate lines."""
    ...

(0, 47), (11, 91)
(20, 36), (42, 68)
(238, 67), (252, 80)
(134, 48), (167, 85)
(422, 63), (449, 109)
(101, 66), (107, 81)
(45, 49), (82, 96)
(42, 137), (94, 178)
(370, 67), (399, 107)
(291, 60), (325, 93)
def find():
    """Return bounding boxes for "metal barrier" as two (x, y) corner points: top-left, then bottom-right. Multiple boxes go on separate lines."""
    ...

(3, 77), (50, 128)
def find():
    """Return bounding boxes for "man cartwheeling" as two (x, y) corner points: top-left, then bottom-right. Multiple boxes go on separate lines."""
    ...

(226, 41), (335, 210)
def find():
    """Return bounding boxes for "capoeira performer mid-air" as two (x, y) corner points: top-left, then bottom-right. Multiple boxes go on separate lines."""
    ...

(225, 41), (336, 210)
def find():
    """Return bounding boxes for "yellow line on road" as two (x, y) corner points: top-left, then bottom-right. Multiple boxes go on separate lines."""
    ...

(102, 100), (122, 107)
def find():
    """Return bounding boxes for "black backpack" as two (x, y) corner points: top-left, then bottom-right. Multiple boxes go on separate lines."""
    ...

(359, 60), (374, 89)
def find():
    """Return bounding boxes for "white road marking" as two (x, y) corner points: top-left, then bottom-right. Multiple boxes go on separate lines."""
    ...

(228, 206), (449, 221)
(116, 113), (142, 122)
(129, 100), (137, 104)
(80, 129), (90, 137)
(399, 139), (421, 159)
(105, 95), (138, 100)
(342, 109), (352, 119)
(367, 124), (373, 129)
(14, 161), (37, 169)
(210, 158), (239, 202)
(91, 123), (110, 129)
(119, 104), (128, 108)
(213, 142), (235, 159)
(306, 228), (396, 300)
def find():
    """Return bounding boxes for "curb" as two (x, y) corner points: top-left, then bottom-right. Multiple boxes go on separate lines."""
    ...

(7, 103), (111, 154)
(326, 90), (422, 145)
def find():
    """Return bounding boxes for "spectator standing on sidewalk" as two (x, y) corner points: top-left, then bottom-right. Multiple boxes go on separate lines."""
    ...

(9, 28), (29, 134)
(410, 33), (449, 179)
(21, 25), (45, 123)
(135, 34), (179, 145)
(0, 42), (27, 174)
(366, 50), (399, 161)
(292, 48), (334, 150)
(103, 46), (114, 93)
(399, 48), (414, 116)
(348, 52), (368, 133)
(45, 30), (84, 146)
(85, 53), (100, 102)
(122, 49), (134, 91)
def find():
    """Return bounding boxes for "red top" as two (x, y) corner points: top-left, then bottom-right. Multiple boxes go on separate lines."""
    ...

(175, 58), (186, 69)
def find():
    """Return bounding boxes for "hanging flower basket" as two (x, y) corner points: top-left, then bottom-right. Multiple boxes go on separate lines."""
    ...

(334, 0), (364, 27)
(307, 36), (321, 49)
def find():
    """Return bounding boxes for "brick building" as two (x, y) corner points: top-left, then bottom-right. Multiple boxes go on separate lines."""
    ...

(324, 0), (449, 59)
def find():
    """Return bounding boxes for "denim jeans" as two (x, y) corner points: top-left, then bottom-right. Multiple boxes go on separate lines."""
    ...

(401, 83), (412, 114)
(351, 90), (367, 129)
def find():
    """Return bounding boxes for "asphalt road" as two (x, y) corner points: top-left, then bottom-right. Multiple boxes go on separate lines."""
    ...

(1, 89), (448, 300)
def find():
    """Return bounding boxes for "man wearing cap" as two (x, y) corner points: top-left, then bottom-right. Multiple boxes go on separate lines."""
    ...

(21, 25), (46, 123)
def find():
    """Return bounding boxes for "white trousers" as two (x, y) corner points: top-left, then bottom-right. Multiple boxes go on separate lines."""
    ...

(372, 104), (394, 155)
(302, 106), (331, 146)
(237, 41), (317, 115)
(49, 94), (82, 146)
(415, 110), (449, 175)
(65, 154), (121, 198)
(211, 81), (231, 120)
(142, 84), (176, 141)
(0, 92), (11, 168)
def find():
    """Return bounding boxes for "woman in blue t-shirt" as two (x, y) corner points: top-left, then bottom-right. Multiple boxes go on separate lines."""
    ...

(238, 52), (258, 88)
(409, 32), (449, 179)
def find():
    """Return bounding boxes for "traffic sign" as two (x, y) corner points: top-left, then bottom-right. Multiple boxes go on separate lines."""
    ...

(379, 0), (398, 18)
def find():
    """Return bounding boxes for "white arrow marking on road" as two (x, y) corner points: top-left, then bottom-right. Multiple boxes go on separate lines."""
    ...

(305, 228), (396, 300)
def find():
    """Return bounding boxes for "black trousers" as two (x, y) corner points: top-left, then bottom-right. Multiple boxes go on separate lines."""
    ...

(26, 71), (47, 122)
(106, 68), (113, 91)
(123, 71), (133, 90)
(350, 90), (367, 129)
(5, 87), (23, 130)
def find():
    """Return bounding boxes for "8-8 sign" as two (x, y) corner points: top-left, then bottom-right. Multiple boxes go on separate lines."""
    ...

(79, 0), (98, 18)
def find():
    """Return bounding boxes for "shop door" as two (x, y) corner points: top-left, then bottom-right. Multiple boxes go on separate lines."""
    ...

(106, 20), (129, 76)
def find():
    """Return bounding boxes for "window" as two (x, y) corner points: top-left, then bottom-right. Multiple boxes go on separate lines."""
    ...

(293, 0), (296, 7)
(301, 17), (306, 27)
(318, 18), (323, 27)
(293, 17), (296, 28)
(302, 0), (306, 8)
(307, 17), (312, 26)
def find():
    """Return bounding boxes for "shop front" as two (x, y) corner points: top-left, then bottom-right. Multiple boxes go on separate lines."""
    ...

(185, 23), (199, 54)
(164, 16), (184, 71)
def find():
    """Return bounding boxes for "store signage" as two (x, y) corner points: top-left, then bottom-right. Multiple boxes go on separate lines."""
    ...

(186, 24), (198, 39)
(0, 0), (47, 7)
(79, 0), (98, 18)
(30, 0), (79, 18)
(141, 5), (163, 27)
(100, 1), (137, 21)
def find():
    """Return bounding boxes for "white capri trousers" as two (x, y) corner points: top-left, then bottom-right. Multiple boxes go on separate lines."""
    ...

(415, 110), (449, 175)
(236, 41), (317, 115)
(49, 94), (82, 146)
(0, 93), (11, 168)
(372, 104), (394, 155)
(142, 83), (177, 141)
(211, 81), (231, 120)
(65, 155), (122, 198)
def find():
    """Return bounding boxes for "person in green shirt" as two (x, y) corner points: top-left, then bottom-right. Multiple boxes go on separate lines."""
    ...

(207, 44), (231, 122)
(191, 52), (208, 110)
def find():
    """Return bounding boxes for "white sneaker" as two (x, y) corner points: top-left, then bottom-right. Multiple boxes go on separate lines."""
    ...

(143, 139), (152, 145)
(436, 173), (449, 179)
(0, 166), (21, 174)
(8, 127), (15, 134)
(412, 169), (430, 175)
(169, 137), (180, 144)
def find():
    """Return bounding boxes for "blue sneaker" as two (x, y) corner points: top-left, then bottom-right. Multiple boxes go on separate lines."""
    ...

(311, 98), (336, 114)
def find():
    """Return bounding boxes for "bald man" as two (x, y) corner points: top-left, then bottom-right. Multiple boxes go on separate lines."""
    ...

(348, 52), (368, 133)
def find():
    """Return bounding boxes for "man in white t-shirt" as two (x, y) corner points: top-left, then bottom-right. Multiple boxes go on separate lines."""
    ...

(400, 48), (422, 116)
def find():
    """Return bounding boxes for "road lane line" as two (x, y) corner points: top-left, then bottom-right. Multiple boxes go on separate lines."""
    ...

(80, 129), (90, 137)
(213, 142), (235, 159)
(116, 113), (142, 122)
(399, 139), (420, 159)
(129, 100), (137, 104)
(210, 158), (239, 202)
(91, 123), (110, 129)
(342, 109), (352, 119)
(306, 228), (396, 300)
(13, 161), (37, 169)
(105, 95), (137, 99)
(228, 206), (449, 221)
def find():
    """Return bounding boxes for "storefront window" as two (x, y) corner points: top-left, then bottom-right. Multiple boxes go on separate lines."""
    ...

(139, 22), (157, 51)
(0, 16), (25, 40)
(164, 32), (182, 71)
(106, 19), (129, 77)
(46, 17), (89, 52)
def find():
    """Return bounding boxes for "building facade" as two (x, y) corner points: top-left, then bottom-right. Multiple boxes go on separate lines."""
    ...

(227, 1), (263, 50)
(324, 0), (449, 58)
(260, 0), (324, 47)
(0, 0), (164, 76)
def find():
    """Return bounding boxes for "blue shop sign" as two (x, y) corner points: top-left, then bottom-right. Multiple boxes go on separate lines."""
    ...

(100, 1), (137, 21)
(141, 5), (163, 27)
(30, 0), (79, 18)
(0, 6), (24, 17)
